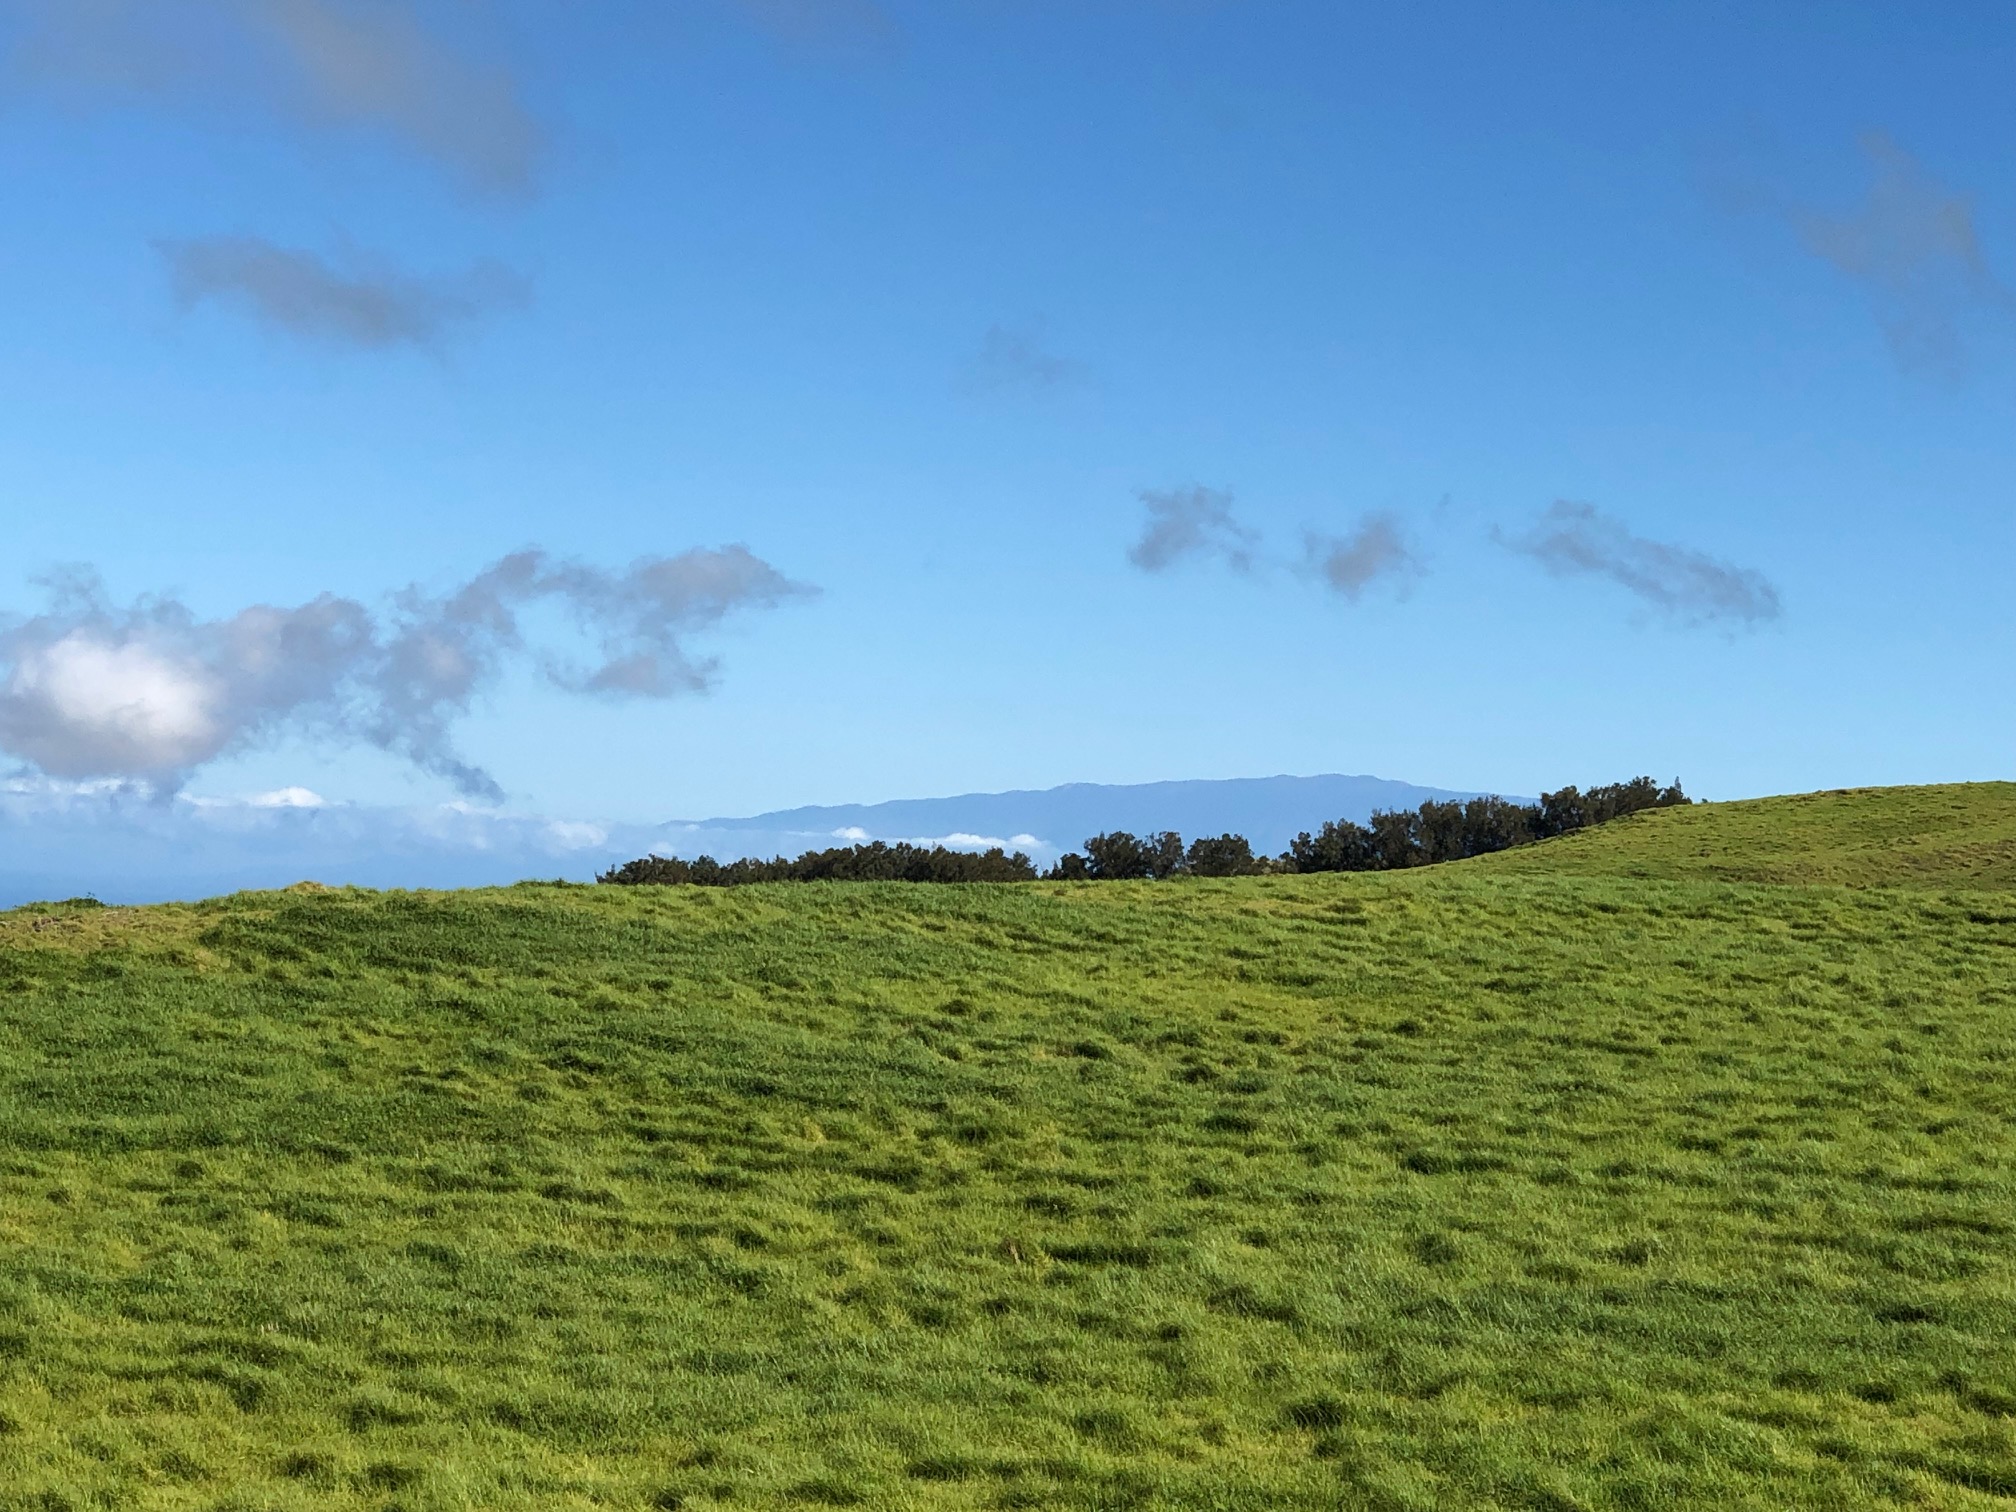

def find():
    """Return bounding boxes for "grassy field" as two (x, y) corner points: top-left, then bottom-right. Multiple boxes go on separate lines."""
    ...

(1, 786), (2014, 1510)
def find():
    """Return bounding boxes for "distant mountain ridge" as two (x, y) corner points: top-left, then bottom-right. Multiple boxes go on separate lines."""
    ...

(656, 774), (1505, 863)
(0, 773), (1510, 908)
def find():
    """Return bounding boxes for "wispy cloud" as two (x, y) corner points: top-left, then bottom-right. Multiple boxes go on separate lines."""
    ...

(1303, 515), (1418, 600)
(1791, 132), (2013, 380)
(962, 321), (1087, 394)
(1130, 488), (1421, 604)
(157, 236), (528, 349)
(1505, 501), (1781, 627)
(829, 825), (1036, 852)
(729, 0), (898, 55)
(0, 548), (816, 799)
(3, 0), (542, 193)
(1127, 486), (1259, 573)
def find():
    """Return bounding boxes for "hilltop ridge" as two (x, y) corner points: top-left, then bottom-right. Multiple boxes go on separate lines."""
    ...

(1478, 781), (2016, 889)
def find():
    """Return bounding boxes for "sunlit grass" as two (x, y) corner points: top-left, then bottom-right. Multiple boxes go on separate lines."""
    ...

(1, 788), (2014, 1508)
(1481, 781), (2016, 888)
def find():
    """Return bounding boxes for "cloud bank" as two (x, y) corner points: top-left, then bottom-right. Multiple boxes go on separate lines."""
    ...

(0, 779), (664, 907)
(1506, 501), (1780, 626)
(1793, 132), (2013, 380)
(158, 236), (528, 349)
(0, 784), (1046, 910)
(0, 548), (814, 799)
(3, 0), (541, 193)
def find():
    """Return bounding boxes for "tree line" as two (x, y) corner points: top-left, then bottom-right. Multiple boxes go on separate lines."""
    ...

(1277, 776), (1687, 874)
(598, 841), (1038, 887)
(597, 776), (1688, 888)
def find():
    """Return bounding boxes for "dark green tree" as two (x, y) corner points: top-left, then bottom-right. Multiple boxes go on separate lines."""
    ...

(1287, 818), (1374, 873)
(1367, 808), (1421, 869)
(1461, 795), (1534, 856)
(1415, 800), (1468, 864)
(1083, 832), (1153, 879)
(1186, 833), (1256, 877)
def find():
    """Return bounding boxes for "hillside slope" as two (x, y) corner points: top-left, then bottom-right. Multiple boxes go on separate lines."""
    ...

(0, 802), (2013, 1508)
(1486, 781), (2016, 888)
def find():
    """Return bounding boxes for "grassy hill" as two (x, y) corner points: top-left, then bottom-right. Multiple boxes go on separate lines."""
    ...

(1, 786), (2014, 1509)
(1481, 781), (2016, 889)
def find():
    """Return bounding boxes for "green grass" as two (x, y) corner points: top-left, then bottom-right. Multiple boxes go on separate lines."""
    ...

(2, 786), (2014, 1509)
(1481, 782), (2016, 889)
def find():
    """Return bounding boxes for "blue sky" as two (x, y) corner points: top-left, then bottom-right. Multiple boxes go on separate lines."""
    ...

(0, 0), (2011, 825)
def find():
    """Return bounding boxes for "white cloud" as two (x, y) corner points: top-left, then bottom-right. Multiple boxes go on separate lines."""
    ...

(652, 822), (1058, 865)
(543, 820), (609, 850)
(3, 634), (227, 777)
(249, 786), (326, 808)
(0, 547), (815, 798)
